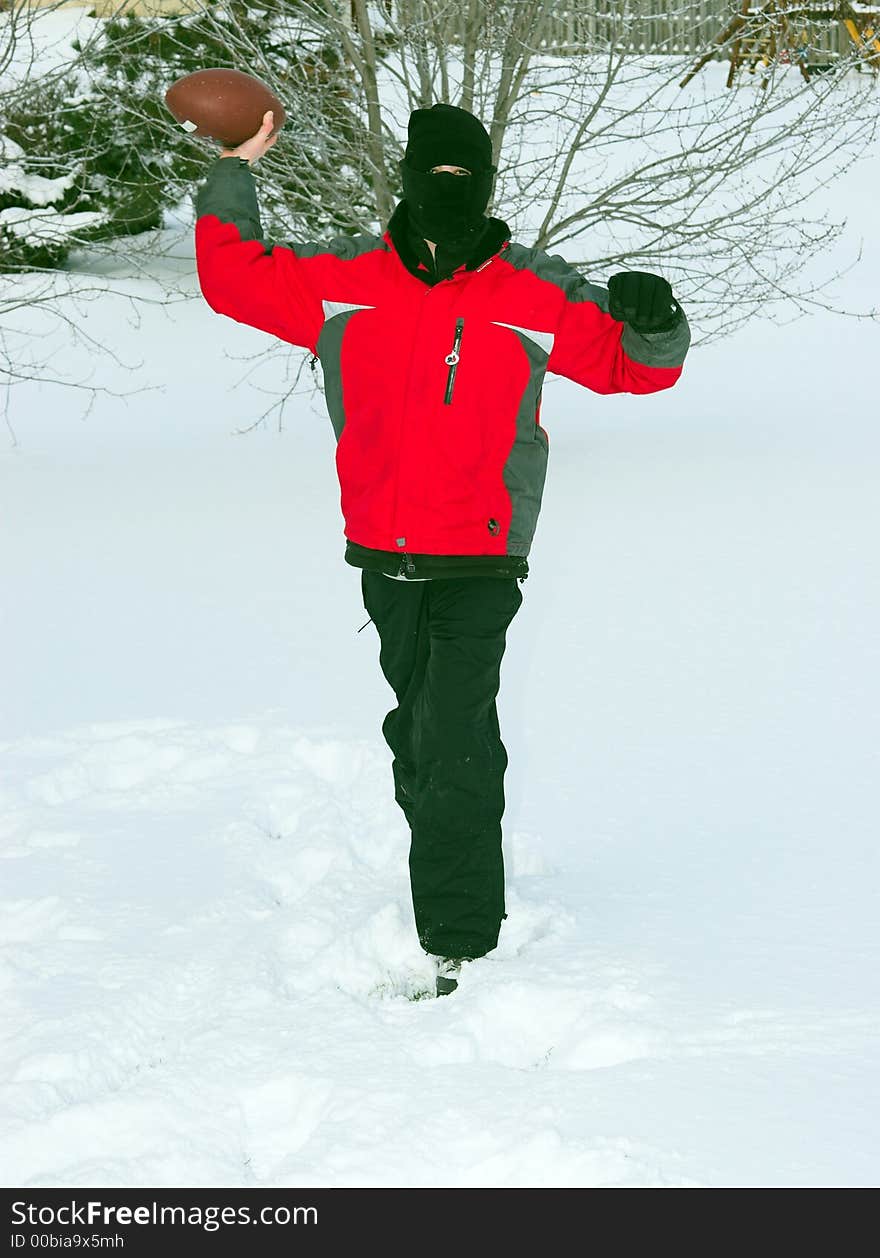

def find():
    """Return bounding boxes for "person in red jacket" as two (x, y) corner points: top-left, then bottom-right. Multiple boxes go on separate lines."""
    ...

(196, 102), (690, 997)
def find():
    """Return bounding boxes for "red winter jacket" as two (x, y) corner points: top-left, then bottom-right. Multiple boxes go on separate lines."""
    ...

(195, 156), (691, 580)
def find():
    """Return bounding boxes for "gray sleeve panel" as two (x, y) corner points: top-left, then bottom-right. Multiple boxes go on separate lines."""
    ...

(290, 232), (388, 261)
(503, 241), (612, 309)
(195, 156), (266, 243)
(504, 240), (690, 369)
(499, 328), (551, 558)
(621, 304), (692, 368)
(195, 156), (387, 262)
(316, 308), (364, 442)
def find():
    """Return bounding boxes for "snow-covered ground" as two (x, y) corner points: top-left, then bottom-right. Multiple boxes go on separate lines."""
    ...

(1, 8), (879, 1188)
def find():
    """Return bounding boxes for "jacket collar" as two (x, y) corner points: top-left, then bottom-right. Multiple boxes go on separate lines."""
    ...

(384, 199), (510, 285)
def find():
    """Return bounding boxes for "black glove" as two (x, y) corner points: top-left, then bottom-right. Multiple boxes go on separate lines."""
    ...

(607, 271), (681, 334)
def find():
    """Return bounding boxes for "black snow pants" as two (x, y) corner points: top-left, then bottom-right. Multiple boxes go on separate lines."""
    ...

(360, 570), (524, 960)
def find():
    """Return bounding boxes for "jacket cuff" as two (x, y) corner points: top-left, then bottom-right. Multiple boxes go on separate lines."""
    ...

(620, 303), (691, 369)
(194, 156), (264, 243)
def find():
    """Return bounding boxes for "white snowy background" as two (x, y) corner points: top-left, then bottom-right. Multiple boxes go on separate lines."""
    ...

(1, 9), (878, 1188)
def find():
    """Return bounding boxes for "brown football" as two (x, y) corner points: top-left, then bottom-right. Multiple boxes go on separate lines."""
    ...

(164, 67), (286, 149)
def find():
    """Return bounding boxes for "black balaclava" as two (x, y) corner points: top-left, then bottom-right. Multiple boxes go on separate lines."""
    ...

(399, 103), (496, 252)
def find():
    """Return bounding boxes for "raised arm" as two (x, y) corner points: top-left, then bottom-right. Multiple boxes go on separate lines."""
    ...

(194, 111), (323, 352)
(547, 266), (691, 396)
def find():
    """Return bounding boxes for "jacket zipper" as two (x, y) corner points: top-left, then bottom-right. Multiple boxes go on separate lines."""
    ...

(443, 317), (465, 405)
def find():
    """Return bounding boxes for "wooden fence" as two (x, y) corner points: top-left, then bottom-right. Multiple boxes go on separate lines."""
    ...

(505, 1), (732, 55)
(461, 2), (851, 60)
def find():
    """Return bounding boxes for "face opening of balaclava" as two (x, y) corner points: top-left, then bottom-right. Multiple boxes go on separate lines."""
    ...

(399, 102), (496, 250)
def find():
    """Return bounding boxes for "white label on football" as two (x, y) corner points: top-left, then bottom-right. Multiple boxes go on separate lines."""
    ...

(181, 119), (198, 133)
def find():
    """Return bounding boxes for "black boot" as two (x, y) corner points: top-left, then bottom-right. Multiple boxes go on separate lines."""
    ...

(434, 956), (474, 997)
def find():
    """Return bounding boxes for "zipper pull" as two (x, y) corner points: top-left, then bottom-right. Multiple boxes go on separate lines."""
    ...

(444, 319), (464, 369)
(443, 317), (465, 406)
